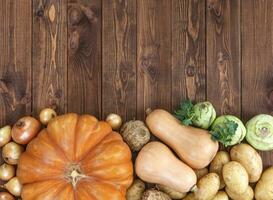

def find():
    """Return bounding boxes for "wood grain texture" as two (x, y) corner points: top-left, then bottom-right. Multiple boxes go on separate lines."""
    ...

(32, 0), (67, 116)
(242, 0), (273, 168)
(172, 0), (206, 110)
(137, 0), (172, 120)
(0, 0), (32, 126)
(206, 0), (241, 116)
(102, 0), (137, 121)
(67, 0), (102, 117)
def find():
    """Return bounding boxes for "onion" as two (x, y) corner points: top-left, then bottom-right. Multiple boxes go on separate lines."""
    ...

(2, 142), (24, 165)
(11, 116), (41, 144)
(2, 177), (22, 197)
(39, 108), (57, 125)
(106, 113), (122, 131)
(0, 192), (15, 200)
(0, 126), (11, 147)
(0, 163), (15, 181)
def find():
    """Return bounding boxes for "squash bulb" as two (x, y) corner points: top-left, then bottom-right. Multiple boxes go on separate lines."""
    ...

(106, 113), (122, 130)
(0, 163), (15, 181)
(12, 116), (41, 144)
(0, 126), (12, 147)
(2, 142), (24, 165)
(0, 192), (15, 200)
(2, 177), (22, 197)
(39, 108), (57, 125)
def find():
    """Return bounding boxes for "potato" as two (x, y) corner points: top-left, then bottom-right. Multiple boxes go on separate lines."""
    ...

(126, 179), (145, 200)
(156, 184), (186, 199)
(226, 186), (254, 200)
(142, 189), (171, 200)
(222, 161), (248, 194)
(194, 173), (220, 200)
(183, 193), (195, 200)
(212, 191), (229, 200)
(230, 143), (262, 182)
(255, 167), (273, 200)
(194, 168), (208, 180)
(209, 151), (230, 189)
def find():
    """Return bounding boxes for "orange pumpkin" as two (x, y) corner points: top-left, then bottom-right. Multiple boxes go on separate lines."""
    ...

(17, 113), (133, 200)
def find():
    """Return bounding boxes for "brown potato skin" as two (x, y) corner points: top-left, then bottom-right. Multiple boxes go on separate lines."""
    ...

(255, 167), (273, 200)
(194, 168), (208, 180)
(230, 143), (262, 183)
(212, 191), (229, 200)
(183, 193), (195, 200)
(209, 151), (230, 189)
(126, 179), (145, 200)
(226, 186), (254, 200)
(222, 161), (248, 194)
(194, 173), (220, 200)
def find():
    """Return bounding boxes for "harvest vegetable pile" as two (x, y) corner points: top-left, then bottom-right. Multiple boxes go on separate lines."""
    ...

(0, 101), (272, 200)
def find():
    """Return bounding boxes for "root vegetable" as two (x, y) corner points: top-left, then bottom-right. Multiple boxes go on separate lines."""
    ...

(194, 168), (208, 180)
(193, 173), (220, 200)
(106, 113), (122, 131)
(212, 191), (229, 200)
(255, 167), (273, 200)
(183, 193), (195, 200)
(0, 126), (12, 147)
(209, 151), (230, 189)
(156, 184), (186, 199)
(11, 116), (41, 144)
(142, 189), (171, 200)
(226, 186), (254, 200)
(222, 161), (248, 194)
(230, 143), (262, 182)
(0, 163), (15, 181)
(39, 108), (57, 125)
(1, 177), (22, 196)
(126, 179), (145, 200)
(121, 120), (150, 151)
(0, 192), (15, 200)
(2, 142), (24, 165)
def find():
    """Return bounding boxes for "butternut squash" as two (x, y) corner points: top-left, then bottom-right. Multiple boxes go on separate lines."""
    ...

(135, 141), (197, 193)
(146, 109), (219, 169)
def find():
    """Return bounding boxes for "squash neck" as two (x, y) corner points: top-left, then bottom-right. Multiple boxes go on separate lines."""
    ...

(65, 164), (87, 187)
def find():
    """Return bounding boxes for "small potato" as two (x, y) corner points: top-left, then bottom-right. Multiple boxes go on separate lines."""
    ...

(255, 167), (273, 200)
(212, 191), (229, 200)
(209, 151), (230, 189)
(222, 161), (248, 194)
(183, 193), (195, 200)
(194, 168), (208, 180)
(156, 184), (186, 199)
(226, 186), (254, 200)
(194, 173), (220, 200)
(126, 179), (145, 200)
(230, 143), (262, 183)
(142, 189), (171, 200)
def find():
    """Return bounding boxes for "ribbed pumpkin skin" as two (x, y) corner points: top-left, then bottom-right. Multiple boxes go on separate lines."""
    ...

(17, 113), (133, 200)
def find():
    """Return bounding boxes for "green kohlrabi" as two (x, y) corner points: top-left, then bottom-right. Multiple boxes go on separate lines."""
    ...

(246, 114), (273, 151)
(210, 115), (246, 146)
(174, 100), (216, 129)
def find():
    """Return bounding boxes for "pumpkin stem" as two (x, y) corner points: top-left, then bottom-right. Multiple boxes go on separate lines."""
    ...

(145, 108), (152, 115)
(65, 164), (87, 187)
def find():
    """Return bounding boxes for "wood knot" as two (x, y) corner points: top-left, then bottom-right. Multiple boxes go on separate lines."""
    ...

(48, 4), (56, 22)
(36, 9), (44, 17)
(69, 7), (83, 26)
(186, 65), (196, 77)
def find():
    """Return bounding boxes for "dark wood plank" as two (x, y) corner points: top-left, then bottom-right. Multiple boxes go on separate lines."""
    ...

(0, 0), (32, 126)
(32, 0), (67, 116)
(206, 0), (241, 116)
(242, 0), (273, 168)
(172, 0), (206, 110)
(137, 0), (172, 120)
(67, 0), (102, 117)
(102, 0), (137, 121)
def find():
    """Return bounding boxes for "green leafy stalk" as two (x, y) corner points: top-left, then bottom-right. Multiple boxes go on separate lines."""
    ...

(174, 100), (195, 125)
(210, 120), (238, 147)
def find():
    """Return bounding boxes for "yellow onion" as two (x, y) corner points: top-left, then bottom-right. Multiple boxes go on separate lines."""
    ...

(2, 142), (24, 165)
(0, 163), (15, 181)
(39, 108), (57, 125)
(1, 177), (22, 197)
(11, 116), (41, 144)
(0, 126), (11, 147)
(106, 113), (122, 131)
(0, 192), (15, 200)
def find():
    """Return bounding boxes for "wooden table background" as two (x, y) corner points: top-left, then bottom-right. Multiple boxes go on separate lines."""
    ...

(0, 0), (273, 172)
